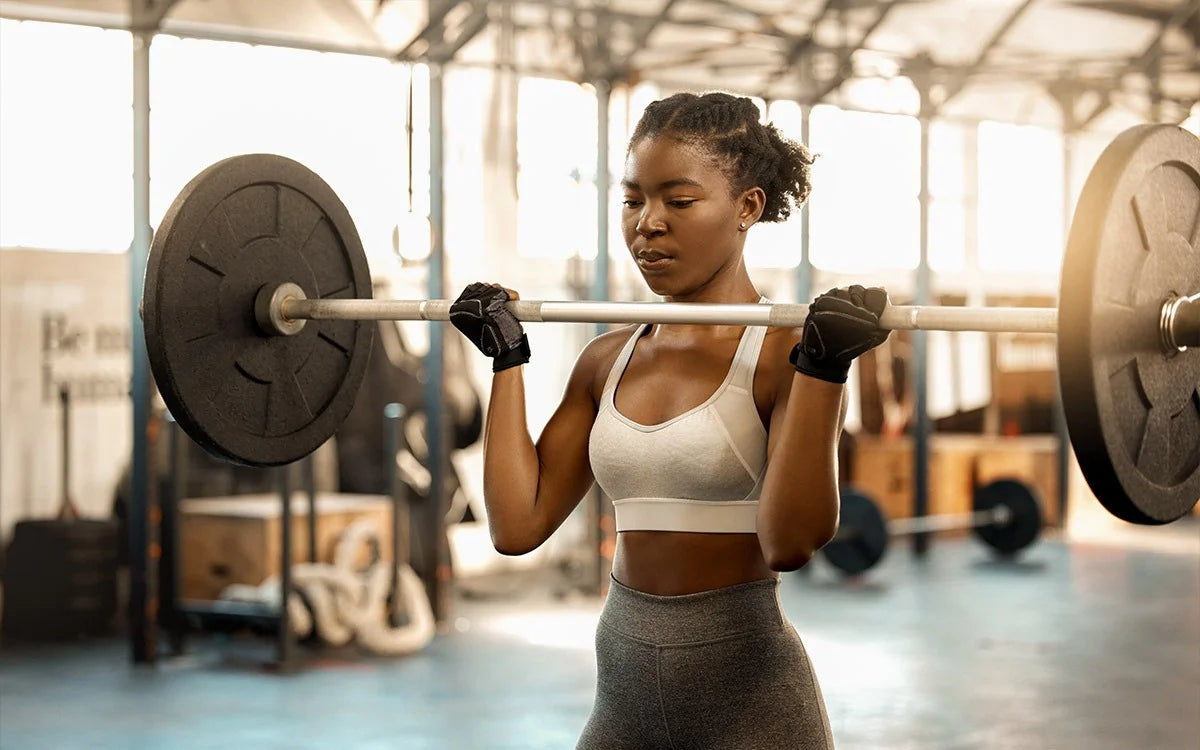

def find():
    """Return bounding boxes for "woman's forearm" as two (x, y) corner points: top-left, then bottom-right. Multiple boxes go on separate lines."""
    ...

(480, 367), (543, 554)
(756, 374), (845, 570)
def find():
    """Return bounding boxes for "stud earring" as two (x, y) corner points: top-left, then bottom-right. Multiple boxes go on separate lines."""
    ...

(739, 222), (747, 230)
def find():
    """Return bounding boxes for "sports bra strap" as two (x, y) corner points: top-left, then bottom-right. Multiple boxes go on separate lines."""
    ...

(600, 299), (771, 398)
(728, 297), (770, 391)
(600, 324), (647, 400)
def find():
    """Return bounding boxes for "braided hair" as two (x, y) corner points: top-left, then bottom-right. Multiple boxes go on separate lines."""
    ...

(629, 92), (814, 223)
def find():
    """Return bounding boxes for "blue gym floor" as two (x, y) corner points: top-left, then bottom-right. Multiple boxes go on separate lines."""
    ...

(2, 526), (1198, 750)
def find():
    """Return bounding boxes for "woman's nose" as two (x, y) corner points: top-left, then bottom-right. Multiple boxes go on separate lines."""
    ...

(635, 206), (666, 237)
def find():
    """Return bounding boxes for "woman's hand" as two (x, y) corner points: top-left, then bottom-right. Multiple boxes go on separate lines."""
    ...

(789, 285), (890, 384)
(449, 282), (531, 372)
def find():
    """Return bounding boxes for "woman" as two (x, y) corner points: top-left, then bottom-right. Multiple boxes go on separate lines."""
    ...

(450, 92), (890, 749)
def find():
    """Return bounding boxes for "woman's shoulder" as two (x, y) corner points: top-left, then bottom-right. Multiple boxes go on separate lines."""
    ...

(565, 324), (641, 393)
(758, 325), (805, 393)
(761, 325), (802, 362)
(579, 324), (640, 369)
(556, 324), (638, 400)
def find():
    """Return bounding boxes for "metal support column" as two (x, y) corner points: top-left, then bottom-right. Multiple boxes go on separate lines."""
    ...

(1149, 51), (1165, 122)
(592, 80), (612, 326)
(129, 28), (158, 664)
(590, 80), (614, 596)
(384, 403), (408, 625)
(796, 104), (813, 304)
(163, 417), (186, 656)
(912, 108), (933, 558)
(275, 465), (295, 670)
(423, 62), (449, 623)
(303, 455), (317, 563)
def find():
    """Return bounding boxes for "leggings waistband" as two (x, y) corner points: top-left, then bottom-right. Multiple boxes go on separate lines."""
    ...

(601, 575), (784, 645)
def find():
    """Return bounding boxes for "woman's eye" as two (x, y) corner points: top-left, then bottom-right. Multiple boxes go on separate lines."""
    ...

(668, 200), (695, 208)
(622, 199), (642, 208)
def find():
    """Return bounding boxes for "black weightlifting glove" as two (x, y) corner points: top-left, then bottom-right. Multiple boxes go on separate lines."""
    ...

(450, 282), (531, 372)
(790, 285), (891, 384)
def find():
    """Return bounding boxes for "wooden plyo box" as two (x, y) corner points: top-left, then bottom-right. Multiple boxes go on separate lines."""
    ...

(973, 436), (1061, 527)
(850, 435), (1061, 528)
(179, 492), (394, 601)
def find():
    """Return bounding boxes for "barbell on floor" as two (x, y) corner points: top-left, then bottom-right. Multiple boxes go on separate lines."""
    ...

(821, 480), (1044, 576)
(141, 123), (1200, 525)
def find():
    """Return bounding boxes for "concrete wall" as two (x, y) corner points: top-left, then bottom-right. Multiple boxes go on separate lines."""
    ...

(0, 249), (131, 544)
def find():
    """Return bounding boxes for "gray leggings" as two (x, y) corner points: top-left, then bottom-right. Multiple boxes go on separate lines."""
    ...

(577, 575), (834, 749)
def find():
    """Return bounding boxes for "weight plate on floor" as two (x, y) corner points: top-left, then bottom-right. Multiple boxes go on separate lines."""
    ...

(823, 489), (888, 575)
(1058, 124), (1200, 524)
(143, 154), (373, 466)
(972, 479), (1042, 555)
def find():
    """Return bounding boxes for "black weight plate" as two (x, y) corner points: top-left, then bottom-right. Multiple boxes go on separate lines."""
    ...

(144, 155), (373, 467)
(972, 479), (1043, 555)
(1059, 125), (1200, 524)
(823, 488), (888, 575)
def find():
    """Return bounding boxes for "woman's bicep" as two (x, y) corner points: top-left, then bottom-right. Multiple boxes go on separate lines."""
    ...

(528, 347), (604, 536)
(764, 329), (803, 461)
(763, 330), (845, 462)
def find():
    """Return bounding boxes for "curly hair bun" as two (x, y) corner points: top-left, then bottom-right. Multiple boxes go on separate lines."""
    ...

(629, 92), (815, 223)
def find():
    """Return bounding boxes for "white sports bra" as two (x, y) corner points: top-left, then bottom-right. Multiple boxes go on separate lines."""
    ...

(587, 306), (770, 533)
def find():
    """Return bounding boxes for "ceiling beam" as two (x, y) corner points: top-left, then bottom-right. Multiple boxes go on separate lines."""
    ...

(130, 0), (181, 33)
(761, 0), (843, 95)
(567, 4), (609, 82)
(394, 0), (465, 61)
(325, 0), (390, 50)
(1130, 0), (1200, 73)
(934, 0), (1038, 111)
(427, 2), (489, 63)
(1073, 0), (1200, 127)
(611, 0), (680, 82)
(810, 0), (902, 104)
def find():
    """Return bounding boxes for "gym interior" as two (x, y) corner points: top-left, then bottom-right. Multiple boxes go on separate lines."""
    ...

(1, 1), (1198, 748)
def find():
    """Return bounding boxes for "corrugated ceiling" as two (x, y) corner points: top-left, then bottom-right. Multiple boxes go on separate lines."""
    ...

(1, 0), (1196, 128)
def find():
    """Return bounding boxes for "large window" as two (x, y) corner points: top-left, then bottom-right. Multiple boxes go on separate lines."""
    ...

(0, 21), (132, 251)
(808, 106), (921, 272)
(741, 99), (806, 270)
(977, 122), (1063, 274)
(0, 20), (411, 263)
(149, 36), (409, 268)
(927, 121), (967, 273)
(515, 78), (598, 260)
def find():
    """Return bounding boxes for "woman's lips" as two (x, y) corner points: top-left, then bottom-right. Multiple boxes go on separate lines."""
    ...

(636, 252), (673, 272)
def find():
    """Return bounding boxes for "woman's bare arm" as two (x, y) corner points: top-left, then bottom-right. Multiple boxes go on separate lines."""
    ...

(481, 332), (624, 555)
(755, 330), (847, 570)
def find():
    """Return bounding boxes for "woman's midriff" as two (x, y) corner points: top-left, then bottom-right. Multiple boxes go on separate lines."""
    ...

(611, 530), (777, 596)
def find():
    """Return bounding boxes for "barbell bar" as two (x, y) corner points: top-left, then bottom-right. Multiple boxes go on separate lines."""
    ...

(885, 506), (1012, 536)
(267, 287), (1194, 342)
(141, 123), (1200, 525)
(821, 481), (1043, 576)
(275, 295), (1063, 333)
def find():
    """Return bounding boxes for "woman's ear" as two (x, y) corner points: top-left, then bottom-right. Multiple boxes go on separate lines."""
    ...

(739, 186), (767, 230)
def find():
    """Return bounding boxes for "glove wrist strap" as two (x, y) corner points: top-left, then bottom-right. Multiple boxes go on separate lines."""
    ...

(789, 343), (849, 384)
(493, 334), (531, 373)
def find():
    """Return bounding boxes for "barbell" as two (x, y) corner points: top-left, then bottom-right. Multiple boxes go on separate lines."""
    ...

(821, 481), (1044, 575)
(141, 123), (1200, 525)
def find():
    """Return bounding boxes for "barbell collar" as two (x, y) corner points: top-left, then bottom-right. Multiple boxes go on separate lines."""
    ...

(281, 296), (1061, 333)
(256, 282), (307, 337)
(1162, 292), (1200, 352)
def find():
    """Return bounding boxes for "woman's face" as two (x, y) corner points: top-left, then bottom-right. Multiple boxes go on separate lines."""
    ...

(621, 136), (760, 298)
